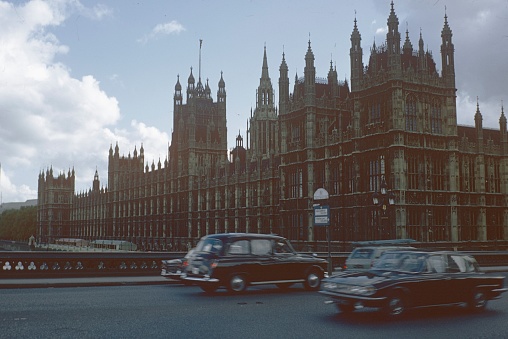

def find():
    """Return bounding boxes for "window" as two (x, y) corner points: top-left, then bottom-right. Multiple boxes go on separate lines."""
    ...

(369, 102), (381, 124)
(227, 240), (249, 255)
(289, 169), (303, 198)
(431, 157), (446, 190)
(407, 154), (419, 190)
(274, 240), (293, 254)
(427, 255), (445, 273)
(251, 239), (271, 255)
(430, 103), (442, 134)
(405, 95), (417, 132)
(369, 157), (383, 191)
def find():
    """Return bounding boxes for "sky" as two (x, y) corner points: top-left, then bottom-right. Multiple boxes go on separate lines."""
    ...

(1, 0), (507, 203)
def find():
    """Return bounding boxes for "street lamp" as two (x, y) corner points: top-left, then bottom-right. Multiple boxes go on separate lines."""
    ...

(372, 177), (395, 239)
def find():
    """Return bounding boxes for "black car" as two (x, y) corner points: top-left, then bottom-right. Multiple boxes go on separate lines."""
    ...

(320, 250), (507, 317)
(182, 233), (328, 293)
(161, 249), (194, 282)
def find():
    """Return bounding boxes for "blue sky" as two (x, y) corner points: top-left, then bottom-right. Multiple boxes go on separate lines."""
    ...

(1, 0), (507, 202)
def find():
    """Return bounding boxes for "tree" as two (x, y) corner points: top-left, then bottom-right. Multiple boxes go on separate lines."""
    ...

(0, 206), (37, 242)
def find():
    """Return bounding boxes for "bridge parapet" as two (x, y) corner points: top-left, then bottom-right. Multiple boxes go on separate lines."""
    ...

(1, 250), (507, 279)
(0, 251), (184, 278)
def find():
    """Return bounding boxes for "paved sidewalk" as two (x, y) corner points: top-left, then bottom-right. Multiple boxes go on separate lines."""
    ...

(0, 275), (172, 289)
(1, 267), (506, 290)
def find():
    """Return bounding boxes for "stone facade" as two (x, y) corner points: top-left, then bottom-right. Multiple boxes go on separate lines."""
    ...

(37, 3), (508, 250)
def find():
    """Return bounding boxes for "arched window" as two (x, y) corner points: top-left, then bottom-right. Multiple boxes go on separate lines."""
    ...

(369, 102), (381, 124)
(405, 95), (417, 132)
(430, 101), (442, 134)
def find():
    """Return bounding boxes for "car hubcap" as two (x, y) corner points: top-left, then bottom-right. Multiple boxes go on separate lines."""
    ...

(231, 276), (245, 291)
(389, 297), (404, 315)
(308, 274), (319, 288)
(473, 291), (486, 308)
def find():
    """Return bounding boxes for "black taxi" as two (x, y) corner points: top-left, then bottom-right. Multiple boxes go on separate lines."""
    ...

(182, 233), (328, 293)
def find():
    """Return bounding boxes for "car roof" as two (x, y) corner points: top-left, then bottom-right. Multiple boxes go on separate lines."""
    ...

(201, 233), (284, 241)
(381, 250), (470, 256)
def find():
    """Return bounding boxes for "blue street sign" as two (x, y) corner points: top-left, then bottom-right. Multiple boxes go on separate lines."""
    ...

(313, 205), (330, 226)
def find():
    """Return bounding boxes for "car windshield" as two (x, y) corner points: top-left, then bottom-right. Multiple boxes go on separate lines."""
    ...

(274, 239), (295, 254)
(372, 252), (426, 273)
(350, 248), (374, 259)
(195, 238), (223, 254)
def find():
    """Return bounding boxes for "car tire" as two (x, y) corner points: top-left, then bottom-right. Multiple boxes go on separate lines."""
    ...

(303, 269), (322, 291)
(468, 288), (487, 311)
(201, 284), (218, 294)
(384, 291), (406, 317)
(228, 274), (247, 293)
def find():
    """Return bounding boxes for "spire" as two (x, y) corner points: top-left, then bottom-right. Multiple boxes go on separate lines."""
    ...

(475, 97), (483, 130)
(386, 0), (401, 66)
(304, 38), (316, 105)
(350, 10), (363, 91)
(403, 26), (412, 53)
(175, 74), (181, 91)
(441, 7), (455, 85)
(500, 101), (507, 131)
(217, 71), (226, 104)
(188, 67), (195, 85)
(262, 44), (269, 80)
(278, 48), (290, 116)
(256, 45), (274, 109)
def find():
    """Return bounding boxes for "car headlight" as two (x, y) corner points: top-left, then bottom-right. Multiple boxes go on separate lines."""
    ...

(348, 285), (376, 296)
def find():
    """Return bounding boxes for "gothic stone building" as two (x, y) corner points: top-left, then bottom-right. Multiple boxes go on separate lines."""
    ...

(37, 3), (508, 250)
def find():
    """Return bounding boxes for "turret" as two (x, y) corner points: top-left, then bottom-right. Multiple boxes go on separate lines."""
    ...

(217, 71), (226, 104)
(386, 1), (401, 72)
(278, 51), (289, 115)
(304, 40), (316, 106)
(187, 67), (195, 100)
(441, 11), (455, 87)
(350, 16), (363, 91)
(475, 99), (484, 153)
(500, 104), (508, 154)
(174, 75), (182, 106)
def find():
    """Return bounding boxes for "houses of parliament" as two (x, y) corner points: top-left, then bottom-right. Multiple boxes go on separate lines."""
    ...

(37, 3), (508, 251)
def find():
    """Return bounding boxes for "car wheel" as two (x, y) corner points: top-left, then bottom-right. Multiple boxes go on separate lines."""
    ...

(228, 274), (247, 293)
(468, 289), (487, 311)
(337, 303), (355, 313)
(201, 284), (218, 293)
(303, 269), (322, 291)
(384, 291), (406, 317)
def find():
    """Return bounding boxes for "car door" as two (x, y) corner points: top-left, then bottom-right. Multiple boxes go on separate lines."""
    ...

(445, 254), (473, 304)
(410, 254), (452, 307)
(221, 239), (257, 282)
(248, 238), (277, 283)
(270, 239), (301, 282)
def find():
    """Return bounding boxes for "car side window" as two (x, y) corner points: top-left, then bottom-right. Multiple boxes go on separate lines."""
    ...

(227, 240), (250, 255)
(427, 255), (446, 273)
(447, 255), (463, 273)
(274, 240), (292, 254)
(251, 239), (272, 255)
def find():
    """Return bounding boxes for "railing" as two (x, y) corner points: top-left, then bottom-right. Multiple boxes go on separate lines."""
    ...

(0, 251), (180, 279)
(1, 250), (508, 279)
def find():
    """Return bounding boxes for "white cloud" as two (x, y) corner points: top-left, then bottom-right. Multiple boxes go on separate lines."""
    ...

(0, 0), (167, 202)
(137, 20), (186, 44)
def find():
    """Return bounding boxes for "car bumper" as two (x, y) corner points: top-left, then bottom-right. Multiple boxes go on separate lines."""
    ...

(181, 274), (220, 284)
(161, 269), (183, 280)
(319, 290), (387, 308)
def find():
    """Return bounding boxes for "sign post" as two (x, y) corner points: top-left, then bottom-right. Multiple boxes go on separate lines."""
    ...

(313, 188), (332, 275)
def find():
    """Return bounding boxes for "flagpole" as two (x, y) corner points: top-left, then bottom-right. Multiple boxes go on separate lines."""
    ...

(199, 39), (203, 81)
